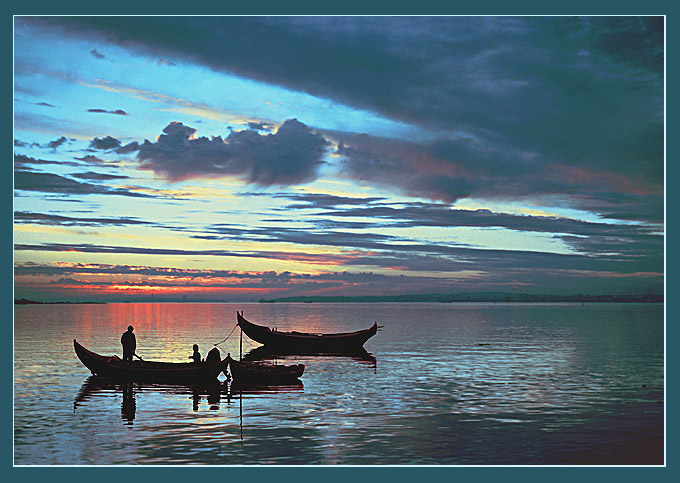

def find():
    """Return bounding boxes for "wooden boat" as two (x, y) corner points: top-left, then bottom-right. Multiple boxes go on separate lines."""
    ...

(236, 311), (378, 352)
(226, 353), (304, 384)
(73, 340), (229, 382)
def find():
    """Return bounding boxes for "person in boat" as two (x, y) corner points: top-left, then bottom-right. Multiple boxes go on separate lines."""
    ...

(205, 347), (221, 363)
(120, 325), (136, 362)
(189, 344), (202, 363)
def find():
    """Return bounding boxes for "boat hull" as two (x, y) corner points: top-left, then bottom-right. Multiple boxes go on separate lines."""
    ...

(227, 354), (304, 384)
(236, 312), (377, 352)
(73, 340), (228, 382)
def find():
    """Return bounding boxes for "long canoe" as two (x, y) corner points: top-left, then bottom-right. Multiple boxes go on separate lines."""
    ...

(236, 311), (378, 352)
(73, 340), (229, 382)
(226, 353), (304, 384)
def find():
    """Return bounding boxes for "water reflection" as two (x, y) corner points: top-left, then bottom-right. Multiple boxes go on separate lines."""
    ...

(224, 380), (305, 446)
(243, 345), (377, 369)
(74, 376), (136, 423)
(227, 380), (304, 395)
(74, 375), (306, 424)
(73, 376), (227, 422)
(192, 381), (223, 411)
(121, 381), (135, 423)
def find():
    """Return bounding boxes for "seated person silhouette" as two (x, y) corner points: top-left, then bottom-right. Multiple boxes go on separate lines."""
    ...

(205, 347), (221, 363)
(189, 344), (202, 363)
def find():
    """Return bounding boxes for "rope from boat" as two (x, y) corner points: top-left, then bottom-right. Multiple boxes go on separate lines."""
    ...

(213, 323), (239, 347)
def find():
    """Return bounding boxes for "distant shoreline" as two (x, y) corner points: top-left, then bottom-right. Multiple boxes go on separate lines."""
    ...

(14, 293), (663, 305)
(259, 293), (663, 304)
(13, 298), (105, 305)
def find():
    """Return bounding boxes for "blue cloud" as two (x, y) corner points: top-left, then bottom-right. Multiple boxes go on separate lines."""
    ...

(136, 119), (329, 185)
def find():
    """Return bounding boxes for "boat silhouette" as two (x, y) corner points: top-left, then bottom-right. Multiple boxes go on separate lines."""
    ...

(73, 340), (229, 383)
(227, 353), (304, 385)
(237, 311), (378, 353)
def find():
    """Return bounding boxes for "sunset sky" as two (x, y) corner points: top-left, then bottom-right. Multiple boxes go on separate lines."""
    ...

(13, 16), (664, 302)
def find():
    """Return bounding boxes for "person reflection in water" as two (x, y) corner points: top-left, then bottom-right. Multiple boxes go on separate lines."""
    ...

(190, 344), (202, 363)
(192, 386), (200, 411)
(121, 326), (136, 362)
(121, 381), (136, 423)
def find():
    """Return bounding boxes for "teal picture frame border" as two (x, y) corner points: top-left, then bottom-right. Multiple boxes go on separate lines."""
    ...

(5, 2), (674, 481)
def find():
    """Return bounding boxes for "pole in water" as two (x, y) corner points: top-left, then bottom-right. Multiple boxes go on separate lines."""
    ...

(239, 389), (243, 445)
(240, 325), (242, 361)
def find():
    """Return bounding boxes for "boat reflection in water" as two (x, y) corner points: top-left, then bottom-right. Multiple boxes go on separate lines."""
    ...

(73, 376), (227, 423)
(242, 345), (377, 370)
(73, 374), (304, 424)
(227, 379), (304, 396)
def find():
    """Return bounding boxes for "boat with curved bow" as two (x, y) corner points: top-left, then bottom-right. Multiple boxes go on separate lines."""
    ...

(73, 340), (229, 382)
(236, 311), (378, 352)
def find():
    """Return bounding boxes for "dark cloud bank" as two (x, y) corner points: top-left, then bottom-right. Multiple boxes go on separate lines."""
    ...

(17, 17), (663, 223)
(27, 15), (661, 223)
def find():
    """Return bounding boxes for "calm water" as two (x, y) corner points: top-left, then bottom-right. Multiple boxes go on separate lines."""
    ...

(13, 302), (664, 465)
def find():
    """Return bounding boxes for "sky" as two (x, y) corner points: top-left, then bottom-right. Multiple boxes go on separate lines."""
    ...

(13, 16), (664, 302)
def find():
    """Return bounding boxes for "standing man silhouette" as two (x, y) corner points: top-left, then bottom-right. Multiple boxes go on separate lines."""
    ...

(121, 325), (136, 362)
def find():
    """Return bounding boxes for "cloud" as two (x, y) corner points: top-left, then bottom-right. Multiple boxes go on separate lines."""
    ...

(14, 211), (151, 227)
(297, 198), (660, 238)
(185, 189), (663, 283)
(15, 261), (433, 300)
(14, 170), (153, 198)
(74, 154), (106, 163)
(262, 192), (662, 268)
(14, 153), (82, 168)
(52, 277), (90, 285)
(46, 136), (71, 150)
(87, 108), (129, 116)
(24, 17), (662, 223)
(13, 242), (355, 266)
(331, 131), (663, 222)
(13, 261), (384, 283)
(263, 191), (386, 209)
(28, 18), (661, 152)
(89, 135), (122, 150)
(136, 119), (329, 185)
(18, 135), (78, 151)
(247, 121), (274, 131)
(14, 237), (662, 296)
(116, 141), (141, 154)
(71, 171), (130, 181)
